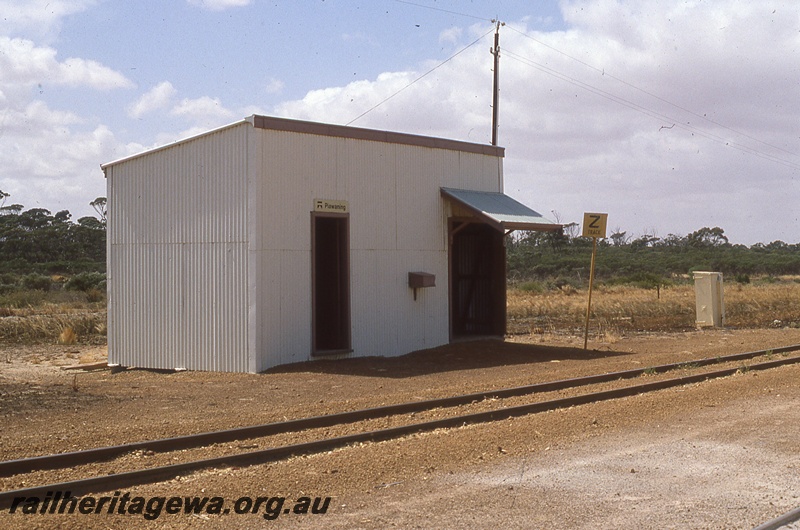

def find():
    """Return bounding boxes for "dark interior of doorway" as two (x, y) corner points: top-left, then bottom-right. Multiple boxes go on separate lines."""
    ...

(450, 221), (506, 338)
(312, 214), (351, 354)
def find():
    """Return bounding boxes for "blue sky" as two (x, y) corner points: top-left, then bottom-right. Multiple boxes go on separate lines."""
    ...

(1, 0), (799, 244)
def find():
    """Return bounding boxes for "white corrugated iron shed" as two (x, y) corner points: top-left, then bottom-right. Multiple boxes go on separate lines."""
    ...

(102, 115), (559, 373)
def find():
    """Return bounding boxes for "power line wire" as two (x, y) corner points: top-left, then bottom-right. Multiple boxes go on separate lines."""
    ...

(392, 0), (490, 22)
(504, 23), (799, 161)
(380, 3), (797, 170)
(346, 26), (494, 126)
(502, 49), (800, 171)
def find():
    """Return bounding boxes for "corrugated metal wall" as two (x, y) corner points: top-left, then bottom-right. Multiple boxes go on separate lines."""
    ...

(107, 123), (251, 372)
(107, 117), (504, 373)
(252, 129), (503, 370)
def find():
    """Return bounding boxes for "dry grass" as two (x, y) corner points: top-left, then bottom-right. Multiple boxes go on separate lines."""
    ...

(508, 281), (800, 337)
(2, 279), (799, 345)
(0, 302), (106, 344)
(58, 327), (78, 345)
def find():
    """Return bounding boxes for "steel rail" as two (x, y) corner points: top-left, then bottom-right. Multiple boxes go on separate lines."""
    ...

(2, 352), (800, 509)
(0, 343), (798, 479)
(752, 505), (800, 530)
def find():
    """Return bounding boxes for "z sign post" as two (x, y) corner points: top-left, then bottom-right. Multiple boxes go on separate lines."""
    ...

(583, 213), (607, 239)
(582, 213), (608, 350)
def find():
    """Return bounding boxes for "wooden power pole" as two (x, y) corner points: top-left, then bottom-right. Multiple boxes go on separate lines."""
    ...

(491, 19), (504, 146)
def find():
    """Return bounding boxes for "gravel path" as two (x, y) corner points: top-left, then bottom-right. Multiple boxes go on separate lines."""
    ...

(2, 328), (799, 529)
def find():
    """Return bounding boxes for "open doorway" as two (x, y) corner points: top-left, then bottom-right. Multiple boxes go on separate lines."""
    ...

(441, 187), (560, 342)
(449, 220), (506, 338)
(312, 213), (351, 354)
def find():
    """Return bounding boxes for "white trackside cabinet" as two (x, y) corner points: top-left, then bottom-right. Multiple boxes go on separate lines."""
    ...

(693, 271), (725, 328)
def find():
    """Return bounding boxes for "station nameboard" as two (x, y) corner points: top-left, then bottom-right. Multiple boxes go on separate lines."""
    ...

(582, 212), (608, 238)
(314, 199), (349, 213)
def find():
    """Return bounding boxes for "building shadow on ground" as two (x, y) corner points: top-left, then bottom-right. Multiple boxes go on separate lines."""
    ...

(265, 339), (634, 378)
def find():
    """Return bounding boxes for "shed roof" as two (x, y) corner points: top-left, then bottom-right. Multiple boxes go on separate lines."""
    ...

(251, 115), (505, 157)
(441, 187), (561, 232)
(102, 115), (504, 170)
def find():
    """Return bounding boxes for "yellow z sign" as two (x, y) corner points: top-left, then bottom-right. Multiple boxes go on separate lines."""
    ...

(582, 213), (608, 238)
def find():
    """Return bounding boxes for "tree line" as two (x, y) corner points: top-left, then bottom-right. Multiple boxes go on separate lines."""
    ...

(0, 190), (106, 275)
(508, 224), (800, 286)
(3, 188), (799, 287)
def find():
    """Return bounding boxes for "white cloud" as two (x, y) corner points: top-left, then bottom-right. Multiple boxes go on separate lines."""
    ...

(0, 101), (118, 215)
(274, 71), (453, 132)
(170, 96), (236, 126)
(58, 57), (134, 89)
(1, 0), (797, 244)
(498, 1), (800, 244)
(272, 1), (800, 244)
(0, 3), (137, 217)
(186, 0), (250, 11)
(0, 0), (97, 40)
(0, 33), (131, 217)
(0, 37), (134, 93)
(127, 81), (177, 119)
(439, 27), (463, 45)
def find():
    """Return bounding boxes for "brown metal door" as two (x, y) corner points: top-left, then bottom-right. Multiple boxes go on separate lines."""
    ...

(312, 213), (351, 353)
(450, 222), (506, 337)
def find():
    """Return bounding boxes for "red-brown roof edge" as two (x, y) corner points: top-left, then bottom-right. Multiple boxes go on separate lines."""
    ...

(251, 115), (504, 157)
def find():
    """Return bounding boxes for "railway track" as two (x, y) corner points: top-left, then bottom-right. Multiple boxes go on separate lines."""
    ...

(2, 344), (800, 509)
(753, 505), (800, 530)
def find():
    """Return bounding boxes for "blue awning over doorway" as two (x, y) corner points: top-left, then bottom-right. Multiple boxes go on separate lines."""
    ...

(441, 187), (561, 232)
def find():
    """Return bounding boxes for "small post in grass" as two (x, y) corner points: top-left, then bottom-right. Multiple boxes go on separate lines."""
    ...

(582, 213), (608, 350)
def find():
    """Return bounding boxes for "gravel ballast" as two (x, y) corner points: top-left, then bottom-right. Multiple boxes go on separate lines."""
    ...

(1, 328), (799, 529)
